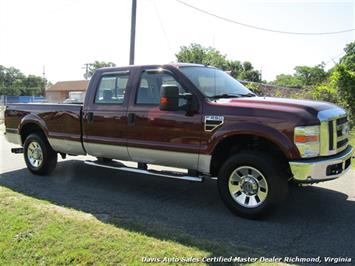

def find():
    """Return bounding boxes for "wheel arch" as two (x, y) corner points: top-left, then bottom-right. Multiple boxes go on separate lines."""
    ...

(209, 130), (296, 177)
(19, 114), (49, 145)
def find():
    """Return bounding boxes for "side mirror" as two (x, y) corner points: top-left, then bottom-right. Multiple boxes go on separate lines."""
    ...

(159, 85), (179, 111)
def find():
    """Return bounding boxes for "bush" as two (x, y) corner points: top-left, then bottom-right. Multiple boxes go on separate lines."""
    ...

(288, 83), (353, 128)
(244, 83), (262, 95)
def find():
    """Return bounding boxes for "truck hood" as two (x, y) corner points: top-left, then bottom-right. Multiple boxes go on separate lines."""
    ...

(210, 97), (341, 125)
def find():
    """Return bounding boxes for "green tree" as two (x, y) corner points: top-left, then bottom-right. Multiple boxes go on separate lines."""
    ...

(227, 60), (243, 78)
(175, 43), (261, 82)
(325, 41), (355, 126)
(272, 64), (328, 87)
(271, 74), (302, 88)
(339, 42), (355, 70)
(333, 65), (355, 125)
(175, 43), (228, 69)
(23, 75), (46, 95)
(294, 64), (328, 86)
(287, 41), (355, 126)
(84, 61), (116, 79)
(238, 61), (261, 82)
(0, 65), (46, 96)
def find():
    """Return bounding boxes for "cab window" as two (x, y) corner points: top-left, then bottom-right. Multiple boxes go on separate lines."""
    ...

(136, 72), (186, 106)
(95, 74), (129, 104)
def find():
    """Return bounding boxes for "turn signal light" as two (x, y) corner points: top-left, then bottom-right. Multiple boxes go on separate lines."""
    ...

(294, 135), (319, 143)
(160, 97), (168, 105)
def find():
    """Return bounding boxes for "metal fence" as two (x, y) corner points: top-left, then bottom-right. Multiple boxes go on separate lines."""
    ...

(0, 95), (45, 106)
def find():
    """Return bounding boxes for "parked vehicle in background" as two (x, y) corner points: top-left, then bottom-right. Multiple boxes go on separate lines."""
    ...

(63, 98), (82, 104)
(66, 91), (85, 103)
(4, 64), (353, 218)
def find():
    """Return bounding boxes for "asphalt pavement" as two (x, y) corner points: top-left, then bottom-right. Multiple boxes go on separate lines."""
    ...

(0, 127), (354, 264)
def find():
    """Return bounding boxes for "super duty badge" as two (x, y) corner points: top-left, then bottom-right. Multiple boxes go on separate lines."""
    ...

(204, 116), (224, 132)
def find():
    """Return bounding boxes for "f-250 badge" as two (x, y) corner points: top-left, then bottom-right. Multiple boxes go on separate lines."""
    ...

(204, 116), (224, 132)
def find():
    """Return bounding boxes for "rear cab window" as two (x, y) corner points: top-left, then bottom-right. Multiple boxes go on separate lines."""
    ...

(95, 73), (129, 104)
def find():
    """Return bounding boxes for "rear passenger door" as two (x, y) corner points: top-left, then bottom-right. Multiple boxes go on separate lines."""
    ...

(82, 71), (131, 160)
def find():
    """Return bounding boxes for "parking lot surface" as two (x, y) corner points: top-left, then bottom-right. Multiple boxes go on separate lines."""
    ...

(0, 130), (354, 262)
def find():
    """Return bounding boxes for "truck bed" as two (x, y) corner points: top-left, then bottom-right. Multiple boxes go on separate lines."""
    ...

(5, 103), (85, 155)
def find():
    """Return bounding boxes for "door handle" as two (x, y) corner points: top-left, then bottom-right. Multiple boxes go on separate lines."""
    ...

(87, 112), (94, 123)
(128, 113), (135, 125)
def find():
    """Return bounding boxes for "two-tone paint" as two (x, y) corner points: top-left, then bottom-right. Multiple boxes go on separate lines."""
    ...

(4, 63), (351, 176)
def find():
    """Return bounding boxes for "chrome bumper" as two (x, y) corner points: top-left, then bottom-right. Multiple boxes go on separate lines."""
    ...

(289, 146), (353, 183)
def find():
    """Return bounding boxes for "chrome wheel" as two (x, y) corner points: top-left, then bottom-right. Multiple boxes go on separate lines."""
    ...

(27, 141), (43, 168)
(228, 166), (269, 208)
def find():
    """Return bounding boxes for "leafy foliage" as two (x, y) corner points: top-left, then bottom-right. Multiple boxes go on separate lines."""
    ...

(294, 64), (328, 86)
(175, 43), (226, 69)
(269, 41), (354, 126)
(271, 64), (328, 87)
(271, 74), (302, 88)
(332, 62), (355, 126)
(0, 66), (46, 96)
(84, 61), (116, 80)
(238, 61), (261, 82)
(244, 82), (262, 95)
(340, 42), (355, 69)
(175, 43), (261, 82)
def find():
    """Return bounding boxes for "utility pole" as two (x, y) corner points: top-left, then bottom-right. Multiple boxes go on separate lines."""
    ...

(42, 66), (47, 96)
(129, 0), (137, 65)
(83, 63), (90, 80)
(42, 66), (46, 85)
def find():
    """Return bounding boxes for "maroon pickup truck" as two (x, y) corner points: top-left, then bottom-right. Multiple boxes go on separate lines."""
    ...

(4, 63), (353, 218)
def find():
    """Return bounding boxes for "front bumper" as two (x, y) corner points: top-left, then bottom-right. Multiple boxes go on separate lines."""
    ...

(289, 145), (353, 183)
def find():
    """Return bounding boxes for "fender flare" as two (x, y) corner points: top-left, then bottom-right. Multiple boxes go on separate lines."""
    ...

(208, 122), (300, 160)
(18, 114), (49, 143)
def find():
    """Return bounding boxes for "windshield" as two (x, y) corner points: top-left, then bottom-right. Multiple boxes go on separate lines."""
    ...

(180, 66), (254, 98)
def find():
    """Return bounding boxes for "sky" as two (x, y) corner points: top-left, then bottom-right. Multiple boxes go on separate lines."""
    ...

(0, 0), (354, 83)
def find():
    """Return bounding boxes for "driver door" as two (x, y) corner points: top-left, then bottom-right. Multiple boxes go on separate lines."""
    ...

(126, 69), (203, 170)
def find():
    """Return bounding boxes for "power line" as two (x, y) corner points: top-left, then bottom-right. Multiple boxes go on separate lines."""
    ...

(175, 0), (355, 36)
(153, 0), (174, 58)
(324, 51), (345, 66)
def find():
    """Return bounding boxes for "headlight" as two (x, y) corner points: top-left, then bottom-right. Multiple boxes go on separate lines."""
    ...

(294, 125), (320, 158)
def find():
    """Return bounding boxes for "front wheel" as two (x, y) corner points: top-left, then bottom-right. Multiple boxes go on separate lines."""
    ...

(24, 133), (57, 175)
(217, 151), (288, 219)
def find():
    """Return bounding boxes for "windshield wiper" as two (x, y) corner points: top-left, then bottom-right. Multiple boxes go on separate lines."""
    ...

(239, 93), (256, 97)
(208, 93), (256, 99)
(208, 94), (241, 99)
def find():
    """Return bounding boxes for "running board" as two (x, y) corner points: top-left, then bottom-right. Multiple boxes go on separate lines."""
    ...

(84, 160), (204, 182)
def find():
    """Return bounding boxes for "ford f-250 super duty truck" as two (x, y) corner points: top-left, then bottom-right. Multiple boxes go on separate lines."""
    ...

(4, 63), (353, 218)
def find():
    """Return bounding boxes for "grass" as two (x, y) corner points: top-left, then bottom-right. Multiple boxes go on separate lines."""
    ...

(0, 186), (289, 266)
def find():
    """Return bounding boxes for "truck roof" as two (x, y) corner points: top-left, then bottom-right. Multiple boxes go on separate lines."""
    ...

(96, 63), (205, 72)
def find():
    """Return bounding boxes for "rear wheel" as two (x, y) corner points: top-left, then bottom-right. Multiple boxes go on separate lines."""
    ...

(24, 133), (57, 175)
(217, 151), (288, 219)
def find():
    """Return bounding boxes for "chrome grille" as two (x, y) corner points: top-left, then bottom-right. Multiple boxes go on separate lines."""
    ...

(318, 108), (349, 156)
(335, 116), (349, 150)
